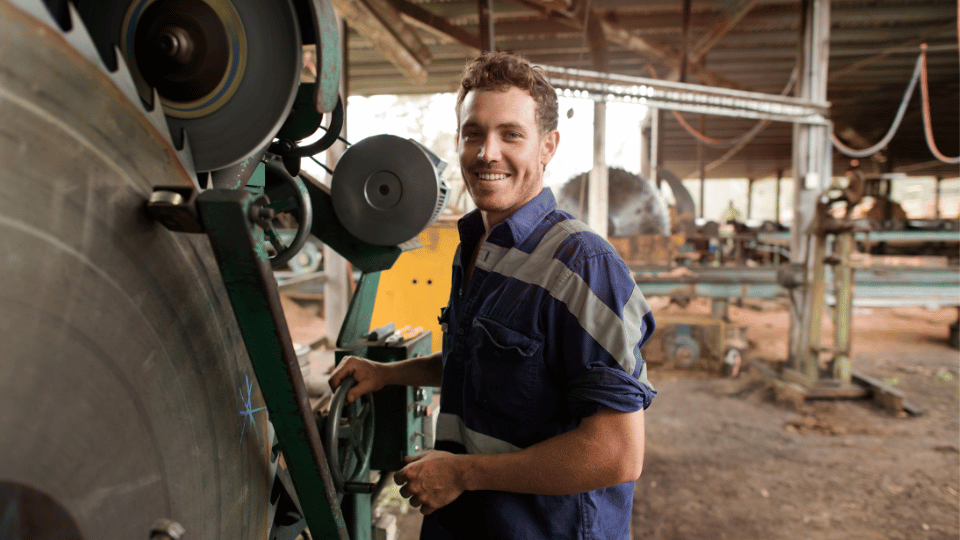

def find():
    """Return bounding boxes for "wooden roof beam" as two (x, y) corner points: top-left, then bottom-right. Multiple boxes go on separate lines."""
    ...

(599, 13), (747, 90)
(499, 0), (748, 89)
(332, 0), (432, 84)
(689, 0), (760, 64)
(391, 0), (484, 53)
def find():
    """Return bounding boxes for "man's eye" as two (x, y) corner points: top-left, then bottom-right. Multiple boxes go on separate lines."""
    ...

(505, 132), (522, 139)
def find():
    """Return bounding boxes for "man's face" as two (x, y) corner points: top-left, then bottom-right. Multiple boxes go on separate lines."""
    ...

(457, 87), (559, 227)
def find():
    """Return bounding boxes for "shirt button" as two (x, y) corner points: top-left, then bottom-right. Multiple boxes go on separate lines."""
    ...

(457, 328), (464, 335)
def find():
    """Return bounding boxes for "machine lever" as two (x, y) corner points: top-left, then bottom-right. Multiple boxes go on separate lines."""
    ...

(343, 481), (376, 494)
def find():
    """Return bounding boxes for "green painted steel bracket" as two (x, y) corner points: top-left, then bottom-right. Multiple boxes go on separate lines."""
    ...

(277, 83), (325, 142)
(302, 179), (404, 274)
(337, 272), (381, 348)
(195, 188), (349, 540)
(310, 0), (340, 112)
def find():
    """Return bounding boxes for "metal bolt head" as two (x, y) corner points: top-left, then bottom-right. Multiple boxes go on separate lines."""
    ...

(148, 190), (185, 207)
(150, 519), (185, 540)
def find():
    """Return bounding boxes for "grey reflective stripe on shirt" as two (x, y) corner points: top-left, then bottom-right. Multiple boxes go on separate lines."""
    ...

(436, 412), (522, 454)
(475, 219), (651, 377)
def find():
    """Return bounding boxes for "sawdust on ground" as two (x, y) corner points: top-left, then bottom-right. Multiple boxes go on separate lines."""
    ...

(289, 295), (960, 540)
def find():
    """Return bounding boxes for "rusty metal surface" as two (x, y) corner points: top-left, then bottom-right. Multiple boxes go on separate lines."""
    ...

(0, 2), (272, 538)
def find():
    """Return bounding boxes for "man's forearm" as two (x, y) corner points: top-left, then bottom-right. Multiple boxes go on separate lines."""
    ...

(383, 351), (443, 388)
(458, 407), (644, 495)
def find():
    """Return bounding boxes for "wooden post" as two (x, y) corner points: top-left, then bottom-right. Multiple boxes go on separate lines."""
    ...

(832, 230), (854, 385)
(935, 176), (942, 219)
(640, 109), (653, 181)
(324, 17), (352, 344)
(650, 108), (661, 184)
(775, 169), (782, 224)
(679, 0), (692, 83)
(478, 0), (495, 52)
(588, 102), (608, 236)
(798, 230), (827, 385)
(746, 178), (754, 219)
(697, 116), (705, 220)
(586, 12), (609, 237)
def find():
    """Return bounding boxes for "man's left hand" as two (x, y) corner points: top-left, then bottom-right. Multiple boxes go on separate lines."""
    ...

(394, 450), (467, 515)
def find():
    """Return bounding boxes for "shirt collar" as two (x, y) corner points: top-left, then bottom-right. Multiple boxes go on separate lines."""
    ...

(457, 188), (557, 248)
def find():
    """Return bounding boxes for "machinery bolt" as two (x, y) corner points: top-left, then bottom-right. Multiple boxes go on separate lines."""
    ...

(150, 519), (185, 540)
(249, 204), (275, 225)
(157, 33), (178, 56)
(156, 26), (194, 64)
(149, 190), (185, 207)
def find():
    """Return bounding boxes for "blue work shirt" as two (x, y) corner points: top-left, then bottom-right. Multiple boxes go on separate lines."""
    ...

(424, 188), (656, 540)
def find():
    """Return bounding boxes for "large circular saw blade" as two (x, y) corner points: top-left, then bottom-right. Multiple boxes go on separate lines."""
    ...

(0, 2), (273, 538)
(137, 0), (302, 172)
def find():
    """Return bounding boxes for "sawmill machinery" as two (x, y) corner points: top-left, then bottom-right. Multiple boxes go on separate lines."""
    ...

(0, 1), (448, 539)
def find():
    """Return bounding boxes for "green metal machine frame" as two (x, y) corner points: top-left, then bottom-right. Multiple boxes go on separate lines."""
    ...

(146, 160), (435, 540)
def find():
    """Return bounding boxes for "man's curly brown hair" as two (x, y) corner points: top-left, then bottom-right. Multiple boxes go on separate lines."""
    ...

(456, 52), (559, 136)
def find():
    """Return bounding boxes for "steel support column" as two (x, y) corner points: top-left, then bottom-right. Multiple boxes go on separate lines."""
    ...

(789, 0), (831, 372)
(325, 15), (351, 342)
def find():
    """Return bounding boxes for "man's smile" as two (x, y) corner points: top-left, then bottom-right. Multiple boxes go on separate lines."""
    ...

(475, 172), (510, 181)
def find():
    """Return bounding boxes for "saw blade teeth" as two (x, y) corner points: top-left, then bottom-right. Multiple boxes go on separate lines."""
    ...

(109, 45), (146, 116)
(7, 0), (61, 30)
(145, 87), (176, 146)
(63, 2), (110, 74)
(176, 130), (202, 190)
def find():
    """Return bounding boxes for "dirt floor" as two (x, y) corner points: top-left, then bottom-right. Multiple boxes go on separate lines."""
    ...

(291, 296), (960, 539)
(631, 299), (960, 540)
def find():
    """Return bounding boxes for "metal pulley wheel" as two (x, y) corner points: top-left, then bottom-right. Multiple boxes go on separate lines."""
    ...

(262, 161), (314, 269)
(323, 377), (376, 494)
(331, 135), (449, 246)
(71, 0), (304, 173)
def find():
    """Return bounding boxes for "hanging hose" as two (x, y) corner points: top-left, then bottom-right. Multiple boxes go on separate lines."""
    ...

(646, 62), (798, 149)
(918, 43), (960, 164)
(831, 54), (922, 158)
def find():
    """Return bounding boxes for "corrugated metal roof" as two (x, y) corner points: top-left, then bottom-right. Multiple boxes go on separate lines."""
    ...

(341, 0), (959, 180)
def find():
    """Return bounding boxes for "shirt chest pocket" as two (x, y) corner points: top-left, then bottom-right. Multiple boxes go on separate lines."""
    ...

(469, 316), (545, 422)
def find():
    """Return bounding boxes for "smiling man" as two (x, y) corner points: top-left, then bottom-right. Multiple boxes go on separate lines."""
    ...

(330, 52), (656, 540)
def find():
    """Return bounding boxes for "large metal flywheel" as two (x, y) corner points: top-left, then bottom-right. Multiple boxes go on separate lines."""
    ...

(0, 1), (283, 538)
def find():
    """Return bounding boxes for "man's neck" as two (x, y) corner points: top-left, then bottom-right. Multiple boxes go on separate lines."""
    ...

(464, 229), (489, 287)
(480, 210), (505, 235)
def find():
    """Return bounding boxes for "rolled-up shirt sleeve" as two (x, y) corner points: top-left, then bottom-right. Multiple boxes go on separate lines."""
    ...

(549, 250), (657, 419)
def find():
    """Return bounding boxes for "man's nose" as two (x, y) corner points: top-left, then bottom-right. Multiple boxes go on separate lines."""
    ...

(478, 135), (502, 162)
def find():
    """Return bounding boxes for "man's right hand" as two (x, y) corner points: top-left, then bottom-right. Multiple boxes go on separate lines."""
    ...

(329, 356), (391, 404)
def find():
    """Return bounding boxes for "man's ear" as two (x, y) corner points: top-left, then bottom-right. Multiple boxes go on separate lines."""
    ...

(541, 129), (560, 166)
